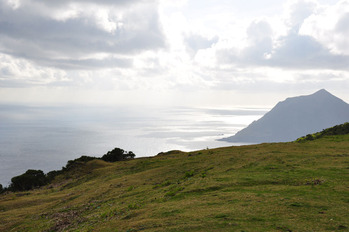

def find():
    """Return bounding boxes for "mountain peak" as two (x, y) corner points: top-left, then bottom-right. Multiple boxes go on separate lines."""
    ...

(315, 88), (328, 93)
(222, 90), (349, 143)
(312, 89), (332, 96)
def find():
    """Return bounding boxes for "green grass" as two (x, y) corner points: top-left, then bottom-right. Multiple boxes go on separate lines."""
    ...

(1, 135), (349, 231)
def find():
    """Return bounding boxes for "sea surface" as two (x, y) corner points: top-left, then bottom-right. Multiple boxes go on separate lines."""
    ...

(0, 105), (267, 186)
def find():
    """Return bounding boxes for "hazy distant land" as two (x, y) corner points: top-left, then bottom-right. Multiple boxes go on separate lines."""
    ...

(222, 89), (349, 143)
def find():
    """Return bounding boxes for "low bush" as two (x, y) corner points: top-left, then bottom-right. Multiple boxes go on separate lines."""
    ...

(101, 148), (135, 162)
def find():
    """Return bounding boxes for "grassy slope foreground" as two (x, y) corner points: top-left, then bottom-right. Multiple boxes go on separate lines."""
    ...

(1, 135), (349, 231)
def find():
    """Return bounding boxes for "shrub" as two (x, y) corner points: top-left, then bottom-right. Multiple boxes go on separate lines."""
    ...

(46, 170), (63, 182)
(101, 148), (135, 162)
(305, 134), (314, 141)
(296, 122), (349, 142)
(9, 169), (48, 191)
(63, 155), (97, 171)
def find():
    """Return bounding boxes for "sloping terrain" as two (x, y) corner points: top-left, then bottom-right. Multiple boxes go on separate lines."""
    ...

(297, 122), (349, 142)
(0, 135), (349, 231)
(223, 89), (349, 143)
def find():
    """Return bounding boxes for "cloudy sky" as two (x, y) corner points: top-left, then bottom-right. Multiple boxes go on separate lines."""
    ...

(0, 0), (348, 108)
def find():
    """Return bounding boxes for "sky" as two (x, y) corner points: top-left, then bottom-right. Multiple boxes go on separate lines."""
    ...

(0, 0), (348, 108)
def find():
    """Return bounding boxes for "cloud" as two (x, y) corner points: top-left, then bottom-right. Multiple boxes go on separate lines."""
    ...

(0, 0), (165, 69)
(0, 0), (348, 104)
(216, 0), (349, 70)
(28, 0), (139, 6)
(242, 20), (274, 63)
(268, 0), (349, 69)
(184, 34), (218, 55)
(284, 0), (318, 30)
(267, 33), (349, 70)
(0, 53), (69, 87)
(299, 0), (349, 55)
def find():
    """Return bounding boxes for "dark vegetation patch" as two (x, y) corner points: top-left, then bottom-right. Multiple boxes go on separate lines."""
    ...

(297, 122), (349, 142)
(276, 226), (293, 232)
(156, 150), (184, 157)
(2, 147), (135, 193)
(305, 178), (325, 186)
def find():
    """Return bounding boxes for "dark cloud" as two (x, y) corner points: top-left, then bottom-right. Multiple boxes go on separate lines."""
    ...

(0, 0), (165, 69)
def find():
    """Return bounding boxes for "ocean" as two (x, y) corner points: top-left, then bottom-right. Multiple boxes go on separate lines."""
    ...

(0, 105), (267, 187)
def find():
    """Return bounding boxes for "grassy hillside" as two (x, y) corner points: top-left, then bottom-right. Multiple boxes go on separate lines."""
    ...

(1, 135), (349, 231)
(297, 122), (349, 142)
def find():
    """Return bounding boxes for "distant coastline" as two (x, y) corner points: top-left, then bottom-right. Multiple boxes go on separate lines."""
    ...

(0, 105), (265, 186)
